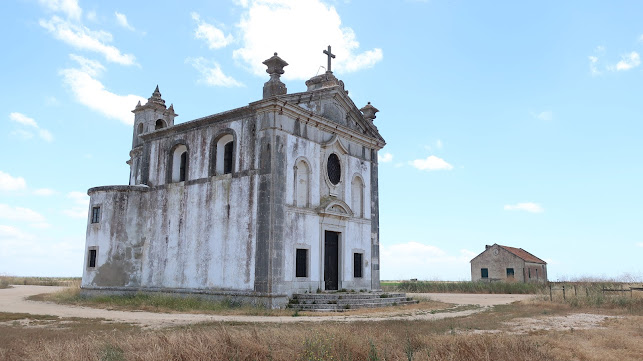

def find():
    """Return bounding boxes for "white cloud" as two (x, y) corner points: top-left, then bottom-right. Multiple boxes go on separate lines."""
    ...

(0, 204), (46, 223)
(637, 242), (643, 248)
(191, 12), (233, 49)
(39, 16), (136, 66)
(67, 191), (89, 205)
(86, 10), (97, 22)
(38, 0), (82, 20)
(410, 155), (453, 171)
(0, 225), (34, 241)
(381, 241), (476, 280)
(60, 55), (145, 125)
(0, 171), (27, 191)
(233, 0), (383, 80)
(531, 111), (553, 121)
(378, 152), (393, 163)
(9, 112), (37, 127)
(9, 112), (54, 142)
(33, 188), (57, 196)
(186, 57), (244, 87)
(115, 12), (135, 31)
(615, 51), (640, 71)
(63, 191), (89, 219)
(504, 202), (544, 213)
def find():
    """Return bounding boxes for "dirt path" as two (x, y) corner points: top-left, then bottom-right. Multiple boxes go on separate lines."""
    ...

(0, 286), (534, 329)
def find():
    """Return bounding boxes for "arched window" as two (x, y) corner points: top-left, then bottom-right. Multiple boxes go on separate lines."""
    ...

(294, 159), (310, 207)
(155, 119), (166, 130)
(170, 144), (188, 182)
(137, 123), (144, 134)
(351, 175), (364, 218)
(212, 134), (234, 175)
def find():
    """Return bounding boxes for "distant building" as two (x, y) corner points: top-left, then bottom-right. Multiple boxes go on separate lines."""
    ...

(470, 244), (547, 283)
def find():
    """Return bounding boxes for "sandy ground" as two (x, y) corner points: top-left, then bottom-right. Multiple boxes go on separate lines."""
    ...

(0, 286), (539, 328)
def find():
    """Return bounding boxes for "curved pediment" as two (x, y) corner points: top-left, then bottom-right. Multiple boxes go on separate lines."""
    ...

(321, 134), (349, 155)
(317, 197), (354, 218)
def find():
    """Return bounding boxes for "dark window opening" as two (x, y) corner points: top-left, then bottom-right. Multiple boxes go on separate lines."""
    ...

(155, 119), (165, 130)
(88, 249), (97, 268)
(354, 253), (363, 278)
(223, 141), (233, 174)
(506, 268), (514, 278)
(481, 268), (488, 279)
(91, 206), (100, 223)
(296, 249), (307, 277)
(528, 268), (531, 279)
(535, 269), (539, 279)
(327, 153), (341, 185)
(179, 152), (187, 182)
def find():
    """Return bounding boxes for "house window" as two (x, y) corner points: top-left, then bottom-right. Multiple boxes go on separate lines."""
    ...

(88, 249), (97, 268)
(155, 119), (166, 130)
(506, 268), (514, 278)
(535, 269), (539, 280)
(179, 152), (187, 181)
(91, 206), (100, 223)
(327, 153), (341, 185)
(296, 249), (308, 278)
(223, 141), (233, 174)
(354, 253), (363, 278)
(481, 268), (488, 279)
(528, 268), (531, 279)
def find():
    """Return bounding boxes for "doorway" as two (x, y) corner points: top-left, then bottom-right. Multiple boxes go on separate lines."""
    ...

(324, 231), (339, 290)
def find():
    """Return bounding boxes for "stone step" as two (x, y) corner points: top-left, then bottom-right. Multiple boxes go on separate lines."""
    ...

(287, 292), (418, 312)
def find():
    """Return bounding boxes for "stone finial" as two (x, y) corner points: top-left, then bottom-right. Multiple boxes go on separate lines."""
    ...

(147, 85), (166, 107)
(360, 102), (379, 121)
(262, 52), (288, 99)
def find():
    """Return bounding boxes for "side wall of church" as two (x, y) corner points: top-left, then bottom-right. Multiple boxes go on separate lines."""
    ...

(83, 115), (261, 293)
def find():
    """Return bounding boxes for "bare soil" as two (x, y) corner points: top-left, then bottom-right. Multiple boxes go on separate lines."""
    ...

(1, 285), (535, 329)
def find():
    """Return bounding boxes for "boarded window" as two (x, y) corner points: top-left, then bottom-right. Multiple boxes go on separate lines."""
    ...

(354, 253), (363, 278)
(88, 249), (97, 268)
(295, 160), (309, 207)
(351, 176), (363, 217)
(296, 249), (307, 277)
(481, 268), (488, 278)
(91, 206), (100, 223)
(506, 268), (514, 278)
(327, 153), (341, 185)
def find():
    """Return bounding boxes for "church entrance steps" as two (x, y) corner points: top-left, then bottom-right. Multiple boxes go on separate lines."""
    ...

(287, 292), (418, 312)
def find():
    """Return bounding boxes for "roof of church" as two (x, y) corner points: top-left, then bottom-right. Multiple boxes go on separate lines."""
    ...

(498, 245), (546, 264)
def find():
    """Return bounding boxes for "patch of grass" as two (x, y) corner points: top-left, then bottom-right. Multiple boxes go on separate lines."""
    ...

(385, 280), (546, 294)
(0, 276), (80, 287)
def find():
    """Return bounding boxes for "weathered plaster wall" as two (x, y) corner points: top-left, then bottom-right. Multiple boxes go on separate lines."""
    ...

(524, 262), (548, 283)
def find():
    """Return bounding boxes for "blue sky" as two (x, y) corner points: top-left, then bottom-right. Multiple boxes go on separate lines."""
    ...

(1, 0), (641, 281)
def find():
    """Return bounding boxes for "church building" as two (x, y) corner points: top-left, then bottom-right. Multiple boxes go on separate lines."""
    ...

(80, 49), (386, 307)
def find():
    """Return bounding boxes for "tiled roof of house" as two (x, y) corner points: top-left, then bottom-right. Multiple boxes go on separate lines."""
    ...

(499, 245), (546, 264)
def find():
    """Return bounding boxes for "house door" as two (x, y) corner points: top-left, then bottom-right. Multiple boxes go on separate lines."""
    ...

(324, 231), (339, 290)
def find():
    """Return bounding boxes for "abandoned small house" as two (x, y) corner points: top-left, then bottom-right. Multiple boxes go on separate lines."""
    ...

(470, 244), (547, 283)
(80, 49), (386, 307)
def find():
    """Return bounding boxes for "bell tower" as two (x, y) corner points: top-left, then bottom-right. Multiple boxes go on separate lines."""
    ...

(128, 86), (178, 185)
(131, 86), (177, 148)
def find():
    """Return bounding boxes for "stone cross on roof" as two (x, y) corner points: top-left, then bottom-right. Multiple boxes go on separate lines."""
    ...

(323, 45), (335, 73)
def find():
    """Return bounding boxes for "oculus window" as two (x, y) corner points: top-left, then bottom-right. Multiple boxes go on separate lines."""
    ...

(327, 153), (341, 185)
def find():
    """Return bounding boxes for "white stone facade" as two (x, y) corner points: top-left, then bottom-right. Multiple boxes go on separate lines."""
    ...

(81, 54), (385, 307)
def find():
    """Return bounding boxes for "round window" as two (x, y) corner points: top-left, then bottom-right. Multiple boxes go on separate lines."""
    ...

(327, 153), (341, 185)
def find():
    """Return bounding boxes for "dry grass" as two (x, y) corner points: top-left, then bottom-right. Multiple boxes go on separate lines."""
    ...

(0, 275), (80, 287)
(3, 299), (643, 360)
(31, 283), (447, 317)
